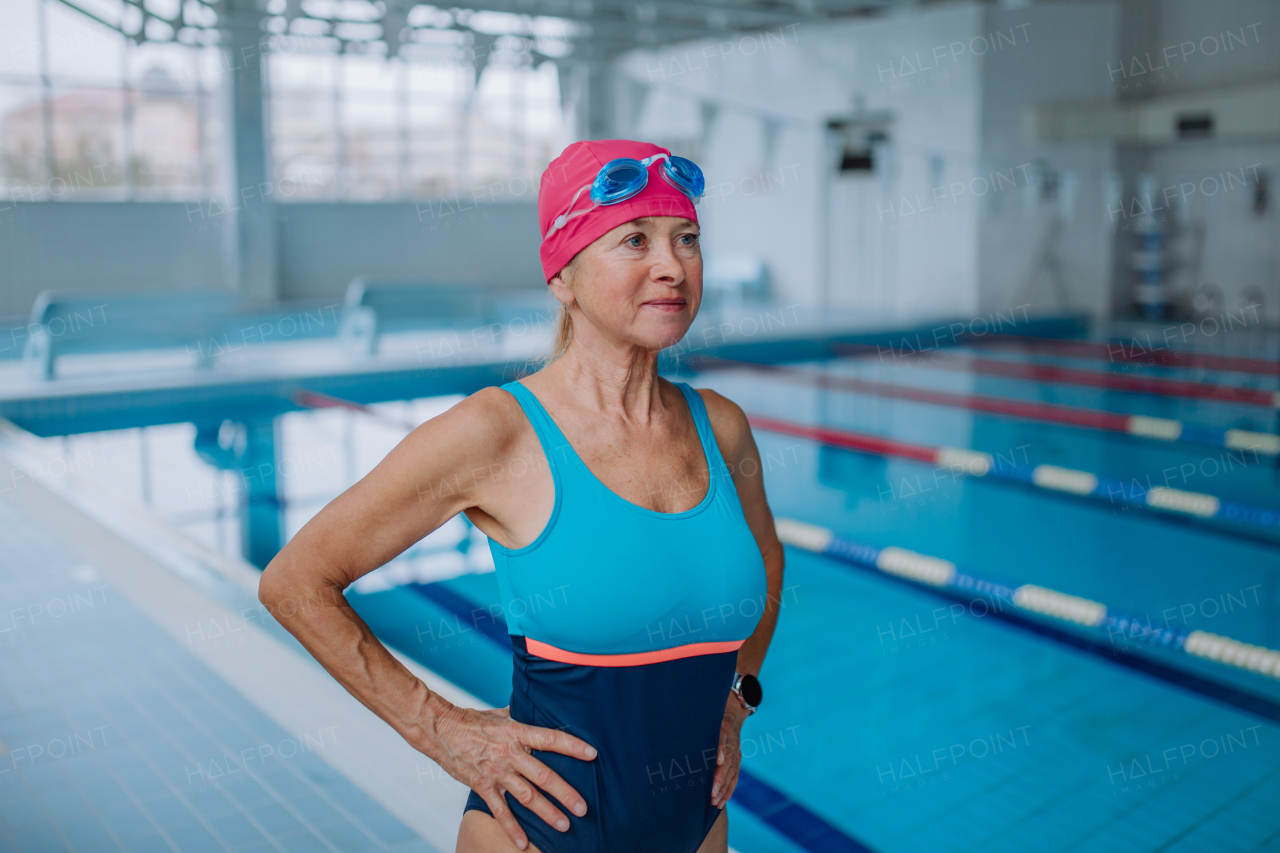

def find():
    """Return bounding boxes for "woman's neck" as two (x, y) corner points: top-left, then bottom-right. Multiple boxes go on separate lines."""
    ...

(540, 323), (666, 424)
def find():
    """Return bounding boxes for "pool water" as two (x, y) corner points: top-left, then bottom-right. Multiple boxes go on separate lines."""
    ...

(348, 336), (1280, 852)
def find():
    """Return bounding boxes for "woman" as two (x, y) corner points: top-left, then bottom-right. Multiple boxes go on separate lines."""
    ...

(258, 139), (786, 853)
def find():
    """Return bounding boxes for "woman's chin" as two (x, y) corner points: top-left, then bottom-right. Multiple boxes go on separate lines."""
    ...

(628, 318), (694, 351)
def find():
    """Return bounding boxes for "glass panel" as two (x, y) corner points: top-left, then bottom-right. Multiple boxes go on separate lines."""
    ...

(342, 55), (399, 199)
(344, 52), (396, 95)
(408, 57), (466, 98)
(263, 46), (560, 201)
(408, 94), (459, 197)
(50, 83), (127, 199)
(46, 0), (124, 84)
(270, 50), (335, 97)
(194, 43), (228, 95)
(473, 63), (519, 184)
(271, 93), (339, 198)
(1, 1), (217, 202)
(0, 0), (42, 78)
(194, 57), (221, 195)
(129, 40), (197, 93)
(344, 97), (399, 199)
(269, 50), (338, 197)
(132, 89), (200, 196)
(0, 83), (48, 196)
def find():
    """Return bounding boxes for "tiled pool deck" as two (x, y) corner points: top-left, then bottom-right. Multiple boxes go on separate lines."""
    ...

(0, 444), (477, 853)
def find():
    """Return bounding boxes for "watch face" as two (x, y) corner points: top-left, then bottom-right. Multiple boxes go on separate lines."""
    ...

(738, 674), (762, 707)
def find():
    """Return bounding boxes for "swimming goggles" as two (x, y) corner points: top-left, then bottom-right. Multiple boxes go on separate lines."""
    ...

(545, 152), (705, 238)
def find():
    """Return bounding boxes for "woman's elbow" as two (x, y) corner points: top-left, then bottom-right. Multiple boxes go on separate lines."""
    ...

(257, 545), (350, 614)
(257, 558), (292, 608)
(257, 545), (312, 609)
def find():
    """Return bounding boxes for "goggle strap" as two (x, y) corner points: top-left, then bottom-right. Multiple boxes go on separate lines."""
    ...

(547, 181), (595, 237)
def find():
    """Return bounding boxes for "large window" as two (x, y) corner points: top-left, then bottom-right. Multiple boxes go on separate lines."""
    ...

(266, 23), (564, 201)
(0, 0), (222, 201)
(2, 0), (566, 203)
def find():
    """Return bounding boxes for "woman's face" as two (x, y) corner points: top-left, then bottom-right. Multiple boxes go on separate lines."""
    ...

(551, 216), (702, 353)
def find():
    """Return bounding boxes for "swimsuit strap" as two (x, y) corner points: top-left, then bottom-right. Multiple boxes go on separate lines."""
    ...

(670, 380), (723, 471)
(503, 379), (720, 477)
(500, 380), (571, 478)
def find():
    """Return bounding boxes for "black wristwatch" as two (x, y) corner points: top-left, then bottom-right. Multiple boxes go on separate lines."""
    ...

(730, 672), (762, 715)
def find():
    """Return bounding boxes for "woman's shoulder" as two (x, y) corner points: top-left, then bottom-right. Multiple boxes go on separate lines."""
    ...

(409, 384), (532, 457)
(684, 383), (752, 461)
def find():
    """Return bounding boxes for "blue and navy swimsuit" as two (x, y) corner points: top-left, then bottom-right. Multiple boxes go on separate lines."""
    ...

(463, 379), (767, 852)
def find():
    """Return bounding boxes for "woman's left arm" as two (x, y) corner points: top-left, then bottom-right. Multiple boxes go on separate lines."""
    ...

(698, 388), (787, 809)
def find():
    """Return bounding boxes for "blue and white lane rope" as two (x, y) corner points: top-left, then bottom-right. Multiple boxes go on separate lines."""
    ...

(749, 416), (1280, 533)
(1127, 416), (1280, 456)
(775, 518), (1280, 680)
(1000, 460), (1280, 529)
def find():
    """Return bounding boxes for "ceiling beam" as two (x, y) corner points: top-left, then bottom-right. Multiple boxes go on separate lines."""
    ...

(54, 0), (902, 57)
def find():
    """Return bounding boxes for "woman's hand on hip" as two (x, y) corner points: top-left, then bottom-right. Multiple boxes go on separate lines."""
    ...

(430, 704), (597, 849)
(711, 696), (751, 808)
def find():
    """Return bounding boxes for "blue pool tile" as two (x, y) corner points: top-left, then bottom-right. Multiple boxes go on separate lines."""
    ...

(105, 757), (169, 799)
(277, 830), (335, 853)
(221, 777), (271, 809)
(387, 841), (439, 853)
(245, 802), (303, 836)
(39, 786), (93, 822)
(278, 793), (335, 824)
(138, 794), (198, 829)
(132, 737), (188, 772)
(124, 833), (179, 853)
(10, 823), (69, 852)
(312, 817), (379, 852)
(57, 815), (116, 850)
(182, 785), (236, 818)
(348, 807), (419, 846)
(20, 760), (68, 791)
(205, 811), (265, 847)
(252, 767), (308, 799)
(98, 802), (155, 841)
(165, 822), (223, 851)
(0, 794), (44, 831)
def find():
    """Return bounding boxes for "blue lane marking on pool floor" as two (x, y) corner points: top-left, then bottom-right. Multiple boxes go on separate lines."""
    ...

(410, 581), (513, 650)
(733, 772), (876, 853)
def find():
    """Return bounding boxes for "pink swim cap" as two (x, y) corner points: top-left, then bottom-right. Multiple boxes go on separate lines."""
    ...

(537, 139), (699, 283)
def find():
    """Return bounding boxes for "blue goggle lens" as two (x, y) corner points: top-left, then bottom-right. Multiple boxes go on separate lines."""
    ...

(588, 154), (705, 206)
(662, 155), (705, 198)
(592, 158), (649, 204)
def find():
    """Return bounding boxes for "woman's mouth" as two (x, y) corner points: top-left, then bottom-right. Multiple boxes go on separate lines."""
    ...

(643, 298), (687, 314)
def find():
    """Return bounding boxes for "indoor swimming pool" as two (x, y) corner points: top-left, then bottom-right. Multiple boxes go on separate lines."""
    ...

(8, 324), (1280, 853)
(337, 329), (1280, 852)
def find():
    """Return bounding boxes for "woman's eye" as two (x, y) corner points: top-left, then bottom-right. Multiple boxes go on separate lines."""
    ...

(626, 235), (644, 248)
(679, 234), (699, 246)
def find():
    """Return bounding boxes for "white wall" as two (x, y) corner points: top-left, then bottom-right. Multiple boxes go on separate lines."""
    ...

(1124, 0), (1280, 96)
(276, 202), (544, 300)
(832, 5), (985, 321)
(0, 202), (226, 317)
(975, 2), (1121, 320)
(618, 5), (988, 321)
(617, 3), (1128, 323)
(0, 199), (545, 319)
(1137, 0), (1280, 323)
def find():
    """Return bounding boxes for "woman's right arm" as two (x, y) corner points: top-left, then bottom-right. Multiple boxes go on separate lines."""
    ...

(257, 387), (593, 850)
